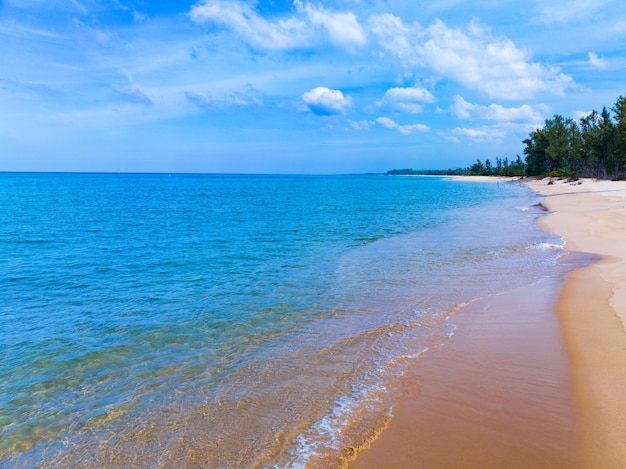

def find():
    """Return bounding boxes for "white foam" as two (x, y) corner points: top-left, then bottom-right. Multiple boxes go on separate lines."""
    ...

(284, 375), (386, 468)
(531, 242), (565, 250)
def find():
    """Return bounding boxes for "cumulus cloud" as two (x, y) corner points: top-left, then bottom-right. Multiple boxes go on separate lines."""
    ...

(450, 96), (549, 124)
(189, 4), (572, 99)
(377, 87), (435, 113)
(376, 116), (398, 129)
(369, 17), (573, 99)
(189, 0), (309, 50)
(368, 13), (416, 62)
(450, 120), (540, 144)
(588, 52), (608, 69)
(452, 125), (506, 143)
(295, 0), (367, 47)
(349, 120), (373, 130)
(397, 123), (429, 135)
(421, 20), (572, 99)
(190, 0), (366, 50)
(376, 116), (429, 135)
(301, 87), (352, 116)
(573, 110), (591, 121)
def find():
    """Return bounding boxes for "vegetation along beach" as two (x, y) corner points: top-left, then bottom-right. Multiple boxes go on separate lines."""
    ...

(355, 95), (626, 467)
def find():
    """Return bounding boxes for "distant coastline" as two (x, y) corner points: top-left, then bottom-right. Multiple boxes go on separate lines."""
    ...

(386, 168), (467, 176)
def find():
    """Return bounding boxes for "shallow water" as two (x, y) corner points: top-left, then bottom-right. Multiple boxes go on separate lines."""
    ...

(0, 174), (572, 467)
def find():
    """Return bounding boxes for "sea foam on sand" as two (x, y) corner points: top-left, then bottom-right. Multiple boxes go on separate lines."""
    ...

(352, 177), (626, 468)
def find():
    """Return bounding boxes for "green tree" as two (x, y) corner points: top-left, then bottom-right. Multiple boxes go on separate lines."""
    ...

(579, 107), (618, 178)
(544, 115), (581, 174)
(495, 157), (503, 174)
(469, 159), (485, 176)
(579, 109), (601, 176)
(484, 159), (493, 175)
(516, 94), (626, 178)
(612, 95), (626, 174)
(523, 127), (549, 176)
(524, 115), (582, 176)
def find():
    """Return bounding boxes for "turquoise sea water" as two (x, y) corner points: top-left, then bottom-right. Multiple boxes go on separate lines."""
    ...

(1, 173), (572, 467)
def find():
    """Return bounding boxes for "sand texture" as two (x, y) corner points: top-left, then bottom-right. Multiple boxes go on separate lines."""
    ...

(529, 178), (626, 468)
(352, 177), (626, 468)
(351, 277), (580, 469)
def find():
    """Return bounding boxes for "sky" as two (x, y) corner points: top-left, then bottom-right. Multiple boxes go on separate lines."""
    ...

(1, 0), (625, 174)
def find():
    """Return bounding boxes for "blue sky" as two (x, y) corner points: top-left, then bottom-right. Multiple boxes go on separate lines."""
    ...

(1, 0), (625, 173)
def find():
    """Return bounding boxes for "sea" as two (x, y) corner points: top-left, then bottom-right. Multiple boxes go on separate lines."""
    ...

(0, 173), (576, 468)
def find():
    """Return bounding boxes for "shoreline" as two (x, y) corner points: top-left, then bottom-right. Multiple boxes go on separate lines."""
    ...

(351, 177), (626, 468)
(529, 178), (626, 467)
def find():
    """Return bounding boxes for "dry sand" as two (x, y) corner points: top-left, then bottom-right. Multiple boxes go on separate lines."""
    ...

(351, 177), (626, 468)
(529, 177), (626, 468)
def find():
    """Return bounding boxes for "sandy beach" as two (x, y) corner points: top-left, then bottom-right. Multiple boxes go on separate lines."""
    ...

(530, 177), (626, 468)
(351, 177), (626, 468)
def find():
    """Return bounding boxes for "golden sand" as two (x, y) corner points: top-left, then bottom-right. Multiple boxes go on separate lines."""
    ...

(351, 177), (626, 468)
(529, 178), (626, 467)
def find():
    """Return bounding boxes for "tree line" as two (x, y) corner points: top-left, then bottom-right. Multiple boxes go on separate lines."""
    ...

(468, 94), (626, 179)
(387, 155), (527, 178)
(388, 94), (626, 179)
(522, 95), (626, 179)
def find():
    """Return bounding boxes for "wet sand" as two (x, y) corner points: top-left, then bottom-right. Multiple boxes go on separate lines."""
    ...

(351, 276), (581, 468)
(351, 177), (626, 468)
(529, 178), (626, 467)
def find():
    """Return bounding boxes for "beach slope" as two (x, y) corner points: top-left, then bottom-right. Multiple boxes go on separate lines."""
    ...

(351, 177), (626, 468)
(529, 178), (626, 467)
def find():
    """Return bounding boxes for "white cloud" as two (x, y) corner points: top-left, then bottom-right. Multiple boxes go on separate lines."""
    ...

(231, 95), (263, 107)
(450, 121), (539, 144)
(450, 96), (549, 124)
(420, 19), (572, 99)
(349, 120), (373, 130)
(397, 123), (429, 135)
(376, 116), (397, 129)
(368, 13), (418, 62)
(295, 0), (367, 48)
(573, 110), (591, 121)
(369, 17), (573, 99)
(443, 134), (461, 144)
(376, 116), (429, 135)
(452, 126), (506, 143)
(377, 87), (435, 113)
(190, 0), (366, 51)
(302, 87), (352, 115)
(588, 52), (608, 69)
(189, 0), (309, 50)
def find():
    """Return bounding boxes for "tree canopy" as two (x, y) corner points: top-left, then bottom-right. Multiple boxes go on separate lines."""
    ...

(388, 95), (626, 179)
(523, 95), (626, 179)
